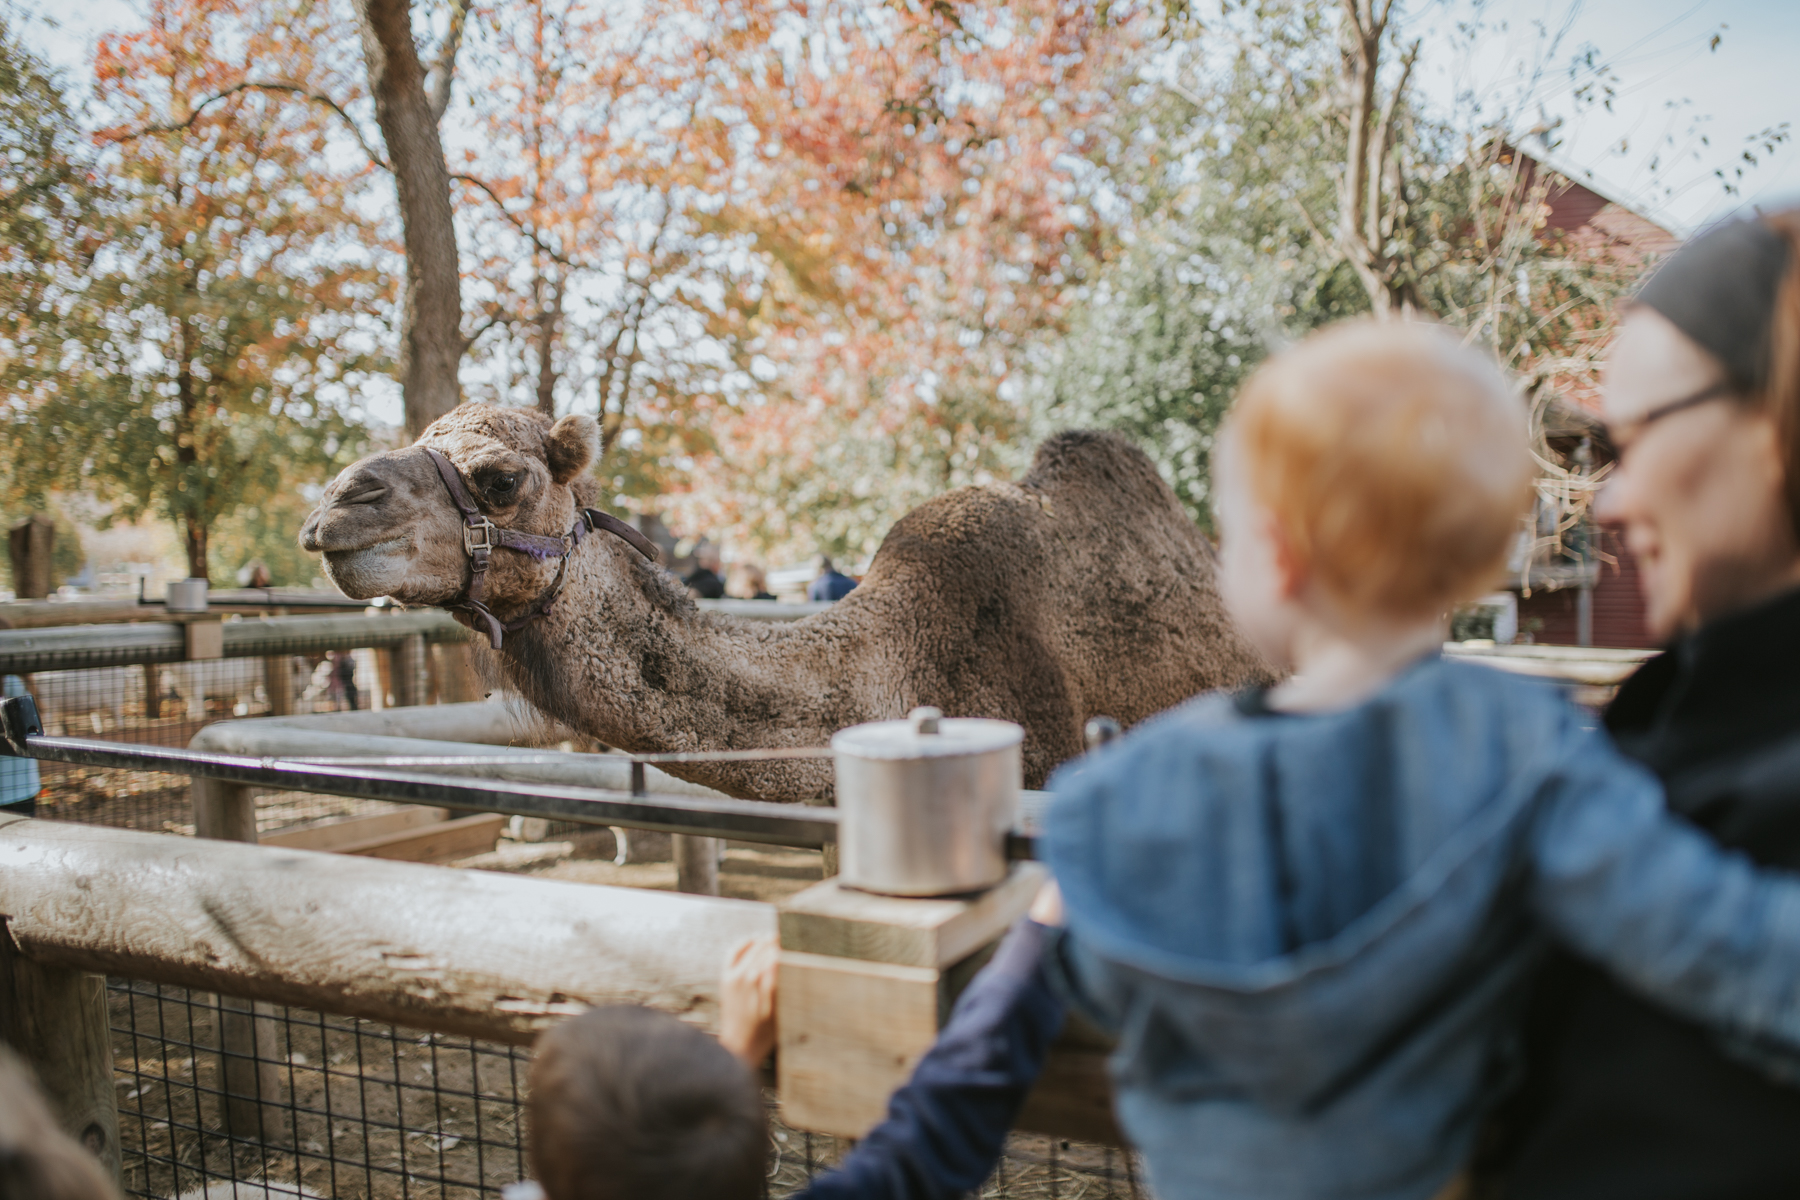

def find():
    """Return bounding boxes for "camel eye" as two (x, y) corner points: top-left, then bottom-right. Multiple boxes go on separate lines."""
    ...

(488, 473), (519, 498)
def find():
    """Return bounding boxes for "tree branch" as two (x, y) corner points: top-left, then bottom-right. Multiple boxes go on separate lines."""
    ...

(598, 196), (679, 447)
(1369, 39), (1420, 248)
(426, 0), (471, 124)
(450, 172), (575, 267)
(113, 81), (390, 170)
(461, 306), (514, 353)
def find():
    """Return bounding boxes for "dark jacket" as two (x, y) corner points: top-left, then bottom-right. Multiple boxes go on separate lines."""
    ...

(799, 919), (1064, 1200)
(683, 566), (725, 599)
(1497, 585), (1800, 1200)
(808, 570), (857, 602)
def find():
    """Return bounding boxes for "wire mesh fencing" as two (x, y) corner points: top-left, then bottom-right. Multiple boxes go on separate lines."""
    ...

(109, 980), (1141, 1200)
(110, 980), (528, 1200)
(11, 632), (474, 830)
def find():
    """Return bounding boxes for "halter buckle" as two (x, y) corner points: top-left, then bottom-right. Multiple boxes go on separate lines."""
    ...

(464, 518), (498, 556)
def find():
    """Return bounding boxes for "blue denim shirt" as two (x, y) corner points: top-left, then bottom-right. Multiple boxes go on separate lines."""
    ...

(1042, 656), (1800, 1200)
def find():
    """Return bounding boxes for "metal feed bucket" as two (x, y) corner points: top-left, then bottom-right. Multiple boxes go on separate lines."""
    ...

(830, 706), (1022, 897)
(164, 578), (209, 613)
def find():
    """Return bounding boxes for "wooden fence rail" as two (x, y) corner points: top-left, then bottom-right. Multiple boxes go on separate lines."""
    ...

(0, 812), (1120, 1167)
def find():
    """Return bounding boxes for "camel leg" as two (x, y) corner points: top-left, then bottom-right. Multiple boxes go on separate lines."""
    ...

(673, 835), (720, 895)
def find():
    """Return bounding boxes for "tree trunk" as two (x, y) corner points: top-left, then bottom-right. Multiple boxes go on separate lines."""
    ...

(534, 271), (563, 416)
(174, 314), (209, 582)
(352, 0), (464, 439)
(183, 518), (209, 582)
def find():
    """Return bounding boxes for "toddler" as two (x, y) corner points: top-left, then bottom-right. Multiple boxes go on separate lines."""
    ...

(1038, 319), (1800, 1199)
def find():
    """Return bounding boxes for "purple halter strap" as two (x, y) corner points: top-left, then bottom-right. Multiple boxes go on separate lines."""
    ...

(423, 446), (659, 649)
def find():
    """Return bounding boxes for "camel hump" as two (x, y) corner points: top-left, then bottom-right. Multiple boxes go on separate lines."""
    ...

(1022, 430), (1185, 513)
(866, 429), (1198, 580)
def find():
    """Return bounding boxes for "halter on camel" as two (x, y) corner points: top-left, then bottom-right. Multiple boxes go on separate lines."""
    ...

(424, 447), (660, 650)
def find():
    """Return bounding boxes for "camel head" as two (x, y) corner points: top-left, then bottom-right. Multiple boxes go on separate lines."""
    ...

(300, 403), (600, 611)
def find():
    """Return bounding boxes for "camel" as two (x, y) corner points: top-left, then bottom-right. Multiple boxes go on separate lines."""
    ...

(299, 403), (1270, 800)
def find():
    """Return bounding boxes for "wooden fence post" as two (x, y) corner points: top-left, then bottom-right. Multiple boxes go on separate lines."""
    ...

(673, 834), (721, 896)
(263, 656), (293, 717)
(0, 911), (123, 1186)
(773, 863), (1120, 1146)
(805, 795), (838, 879)
(142, 663), (161, 720)
(190, 780), (287, 1143)
(392, 634), (426, 707)
(6, 515), (54, 600)
(775, 865), (1042, 1137)
(440, 641), (484, 703)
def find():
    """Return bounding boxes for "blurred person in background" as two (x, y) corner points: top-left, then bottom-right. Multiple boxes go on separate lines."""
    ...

(807, 554), (857, 602)
(727, 562), (776, 601)
(330, 650), (358, 711)
(1, 674), (40, 816)
(1486, 211), (1800, 1198)
(683, 544), (725, 600)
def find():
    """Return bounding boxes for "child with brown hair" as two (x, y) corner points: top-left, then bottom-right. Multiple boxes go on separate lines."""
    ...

(525, 926), (1063, 1200)
(1037, 318), (1800, 1200)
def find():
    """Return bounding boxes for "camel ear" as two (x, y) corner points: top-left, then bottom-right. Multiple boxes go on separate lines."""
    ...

(544, 414), (599, 484)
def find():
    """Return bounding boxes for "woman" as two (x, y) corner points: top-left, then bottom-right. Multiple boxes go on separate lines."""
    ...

(1491, 211), (1800, 1196)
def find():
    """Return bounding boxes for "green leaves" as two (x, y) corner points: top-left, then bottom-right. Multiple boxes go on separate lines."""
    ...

(0, 1), (386, 583)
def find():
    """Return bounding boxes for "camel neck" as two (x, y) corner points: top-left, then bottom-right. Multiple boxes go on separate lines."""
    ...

(491, 538), (846, 791)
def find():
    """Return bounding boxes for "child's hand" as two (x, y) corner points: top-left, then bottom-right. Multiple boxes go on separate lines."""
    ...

(1029, 878), (1065, 927)
(718, 935), (780, 1067)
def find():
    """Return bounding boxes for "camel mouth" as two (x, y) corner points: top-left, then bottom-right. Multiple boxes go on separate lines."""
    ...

(318, 537), (416, 601)
(318, 534), (410, 558)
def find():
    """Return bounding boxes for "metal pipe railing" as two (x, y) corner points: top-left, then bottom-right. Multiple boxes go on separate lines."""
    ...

(0, 610), (468, 674)
(1, 694), (836, 848)
(0, 694), (1044, 856)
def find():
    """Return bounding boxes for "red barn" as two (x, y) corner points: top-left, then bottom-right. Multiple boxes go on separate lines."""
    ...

(1502, 149), (1681, 650)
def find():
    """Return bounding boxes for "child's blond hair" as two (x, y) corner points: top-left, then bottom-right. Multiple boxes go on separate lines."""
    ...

(1225, 320), (1533, 619)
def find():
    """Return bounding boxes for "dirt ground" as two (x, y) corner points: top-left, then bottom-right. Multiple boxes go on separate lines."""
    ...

(455, 831), (830, 904)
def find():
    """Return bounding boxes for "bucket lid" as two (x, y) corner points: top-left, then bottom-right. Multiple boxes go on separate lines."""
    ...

(831, 706), (1023, 760)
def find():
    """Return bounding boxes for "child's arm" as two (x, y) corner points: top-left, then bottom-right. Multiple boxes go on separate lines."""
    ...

(718, 935), (779, 1067)
(1529, 723), (1800, 1049)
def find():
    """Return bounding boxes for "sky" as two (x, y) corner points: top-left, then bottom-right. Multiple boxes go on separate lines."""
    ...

(1409, 0), (1800, 234)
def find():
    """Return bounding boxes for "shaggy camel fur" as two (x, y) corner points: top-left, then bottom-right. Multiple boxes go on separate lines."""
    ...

(300, 404), (1269, 800)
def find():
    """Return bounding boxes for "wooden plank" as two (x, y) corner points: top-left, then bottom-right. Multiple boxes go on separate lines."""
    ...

(260, 806), (451, 852)
(184, 619), (224, 660)
(778, 862), (1044, 969)
(0, 816), (774, 1045)
(337, 812), (507, 863)
(776, 950), (941, 1138)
